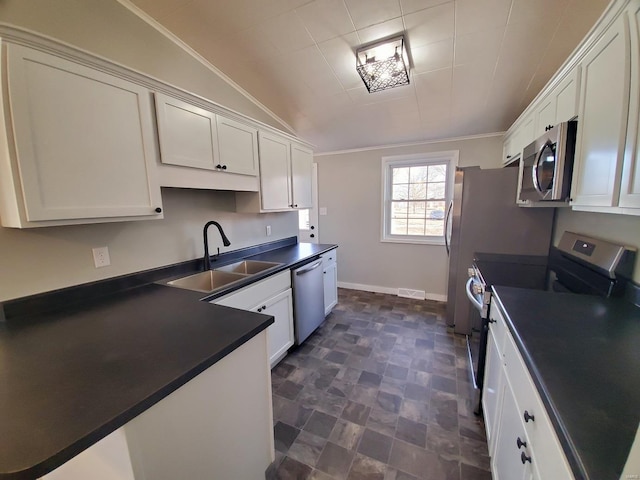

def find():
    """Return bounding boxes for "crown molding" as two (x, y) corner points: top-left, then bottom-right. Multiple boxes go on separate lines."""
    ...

(314, 132), (505, 157)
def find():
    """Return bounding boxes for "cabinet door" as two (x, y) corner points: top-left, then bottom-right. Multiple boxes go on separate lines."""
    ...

(5, 44), (162, 223)
(252, 289), (294, 367)
(155, 92), (218, 170)
(621, 0), (640, 208)
(258, 132), (291, 210)
(323, 262), (338, 316)
(216, 116), (258, 176)
(572, 14), (631, 207)
(492, 379), (533, 480)
(534, 97), (556, 138)
(290, 143), (313, 209)
(554, 68), (580, 123)
(482, 326), (504, 455)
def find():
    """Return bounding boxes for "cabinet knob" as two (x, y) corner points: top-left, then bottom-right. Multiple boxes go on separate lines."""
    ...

(488, 318), (496, 324)
(310, 234), (315, 238)
(521, 452), (532, 464)
(294, 204), (298, 208)
(258, 306), (266, 312)
(222, 165), (227, 170)
(155, 207), (162, 213)
(506, 155), (512, 159)
(310, 226), (315, 230)
(516, 437), (527, 449)
(523, 411), (535, 423)
(216, 164), (222, 169)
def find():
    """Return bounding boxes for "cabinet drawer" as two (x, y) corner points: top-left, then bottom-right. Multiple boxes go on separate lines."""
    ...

(321, 249), (337, 268)
(503, 334), (574, 480)
(213, 270), (290, 309)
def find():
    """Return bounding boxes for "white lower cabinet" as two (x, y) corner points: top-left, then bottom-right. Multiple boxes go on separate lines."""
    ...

(213, 270), (294, 367)
(41, 332), (273, 480)
(321, 250), (338, 316)
(484, 302), (574, 480)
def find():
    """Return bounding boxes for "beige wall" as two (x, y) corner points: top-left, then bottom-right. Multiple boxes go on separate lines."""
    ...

(0, 0), (288, 132)
(0, 189), (297, 301)
(0, 0), (299, 301)
(554, 209), (640, 283)
(315, 135), (504, 300)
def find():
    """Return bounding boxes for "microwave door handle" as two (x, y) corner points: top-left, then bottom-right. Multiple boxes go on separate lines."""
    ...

(532, 141), (551, 196)
(465, 277), (484, 312)
(444, 200), (453, 257)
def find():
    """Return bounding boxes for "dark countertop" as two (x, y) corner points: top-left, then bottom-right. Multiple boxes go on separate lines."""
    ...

(0, 238), (337, 479)
(473, 253), (548, 291)
(491, 286), (640, 480)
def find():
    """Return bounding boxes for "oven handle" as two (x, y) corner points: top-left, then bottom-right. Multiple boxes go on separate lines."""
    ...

(465, 277), (484, 312)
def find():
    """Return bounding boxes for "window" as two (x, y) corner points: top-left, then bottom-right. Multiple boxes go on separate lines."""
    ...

(381, 151), (457, 244)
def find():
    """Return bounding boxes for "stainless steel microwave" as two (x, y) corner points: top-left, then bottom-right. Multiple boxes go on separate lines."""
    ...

(518, 120), (577, 202)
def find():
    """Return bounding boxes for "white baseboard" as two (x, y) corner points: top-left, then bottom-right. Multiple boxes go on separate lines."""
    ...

(338, 282), (447, 303)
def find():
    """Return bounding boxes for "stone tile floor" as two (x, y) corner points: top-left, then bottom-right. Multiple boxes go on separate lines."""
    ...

(267, 289), (492, 480)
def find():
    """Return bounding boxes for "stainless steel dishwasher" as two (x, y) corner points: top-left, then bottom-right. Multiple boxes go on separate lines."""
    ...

(292, 259), (325, 345)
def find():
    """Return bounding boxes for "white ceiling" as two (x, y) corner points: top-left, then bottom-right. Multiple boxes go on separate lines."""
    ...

(128, 0), (610, 152)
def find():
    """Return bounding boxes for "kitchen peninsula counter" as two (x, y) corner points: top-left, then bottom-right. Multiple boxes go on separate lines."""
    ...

(0, 237), (337, 479)
(492, 286), (640, 480)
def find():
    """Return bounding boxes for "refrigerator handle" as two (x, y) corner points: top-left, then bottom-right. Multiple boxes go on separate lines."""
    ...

(444, 200), (453, 256)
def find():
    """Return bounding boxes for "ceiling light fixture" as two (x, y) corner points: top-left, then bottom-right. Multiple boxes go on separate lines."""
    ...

(356, 35), (410, 93)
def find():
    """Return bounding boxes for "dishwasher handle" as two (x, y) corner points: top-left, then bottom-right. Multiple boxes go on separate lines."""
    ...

(295, 261), (322, 275)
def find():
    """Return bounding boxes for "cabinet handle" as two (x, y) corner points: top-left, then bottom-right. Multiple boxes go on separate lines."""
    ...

(506, 155), (512, 159)
(488, 318), (496, 323)
(155, 207), (162, 213)
(521, 452), (532, 464)
(516, 437), (527, 449)
(523, 411), (535, 423)
(257, 305), (267, 312)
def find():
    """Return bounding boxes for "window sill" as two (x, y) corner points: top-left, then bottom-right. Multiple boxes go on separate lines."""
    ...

(380, 237), (445, 246)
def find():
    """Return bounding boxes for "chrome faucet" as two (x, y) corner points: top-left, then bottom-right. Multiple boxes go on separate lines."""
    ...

(203, 221), (231, 271)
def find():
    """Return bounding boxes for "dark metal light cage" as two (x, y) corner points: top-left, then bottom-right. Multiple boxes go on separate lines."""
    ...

(356, 36), (410, 93)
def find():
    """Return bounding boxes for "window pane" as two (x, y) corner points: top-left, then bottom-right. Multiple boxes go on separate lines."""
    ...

(408, 219), (426, 235)
(391, 218), (408, 235)
(298, 209), (310, 230)
(410, 166), (428, 183)
(425, 219), (443, 236)
(392, 167), (409, 183)
(392, 183), (409, 200)
(428, 164), (447, 182)
(392, 201), (408, 215)
(409, 201), (426, 216)
(409, 182), (427, 200)
(427, 182), (445, 200)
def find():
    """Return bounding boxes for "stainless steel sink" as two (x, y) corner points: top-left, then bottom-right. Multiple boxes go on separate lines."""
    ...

(166, 270), (248, 293)
(215, 260), (282, 275)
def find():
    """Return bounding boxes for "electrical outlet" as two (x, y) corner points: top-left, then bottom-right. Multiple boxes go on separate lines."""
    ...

(266, 225), (272, 237)
(92, 246), (111, 268)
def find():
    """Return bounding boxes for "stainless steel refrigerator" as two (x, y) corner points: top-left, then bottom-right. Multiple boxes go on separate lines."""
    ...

(445, 167), (555, 334)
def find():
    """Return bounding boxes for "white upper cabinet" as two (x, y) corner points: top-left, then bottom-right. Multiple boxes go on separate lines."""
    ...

(236, 131), (314, 212)
(155, 92), (218, 171)
(571, 13), (630, 207)
(153, 92), (259, 191)
(216, 116), (258, 176)
(533, 68), (580, 139)
(290, 143), (313, 209)
(258, 131), (292, 210)
(620, 0), (640, 208)
(0, 43), (163, 228)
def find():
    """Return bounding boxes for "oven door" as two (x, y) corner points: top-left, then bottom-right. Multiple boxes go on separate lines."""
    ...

(465, 270), (490, 414)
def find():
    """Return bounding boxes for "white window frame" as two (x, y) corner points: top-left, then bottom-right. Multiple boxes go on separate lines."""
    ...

(381, 151), (458, 245)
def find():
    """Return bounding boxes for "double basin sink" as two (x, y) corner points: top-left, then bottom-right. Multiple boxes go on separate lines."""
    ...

(166, 260), (283, 294)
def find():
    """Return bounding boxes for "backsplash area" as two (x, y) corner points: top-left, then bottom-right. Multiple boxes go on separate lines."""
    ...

(554, 208), (640, 282)
(0, 188), (297, 302)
